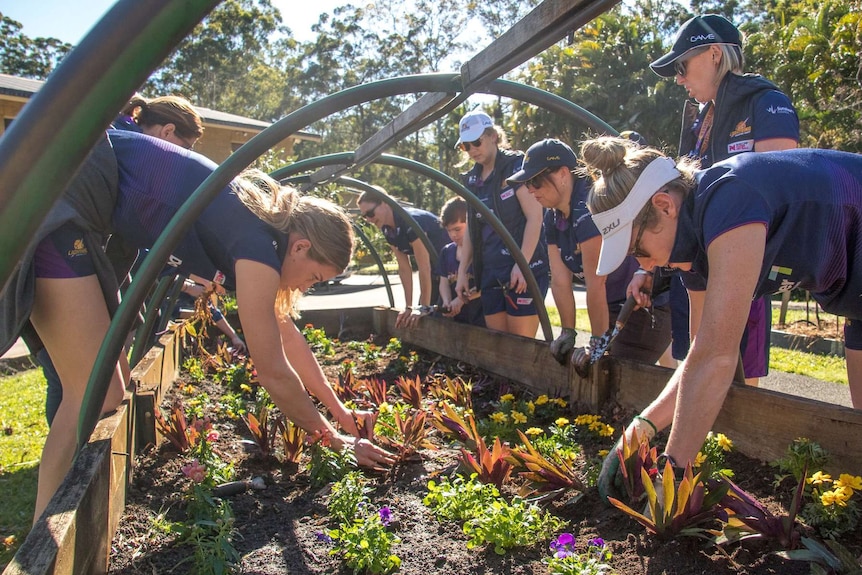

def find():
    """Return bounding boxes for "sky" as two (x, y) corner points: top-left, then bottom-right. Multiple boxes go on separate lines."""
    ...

(0, 0), (345, 45)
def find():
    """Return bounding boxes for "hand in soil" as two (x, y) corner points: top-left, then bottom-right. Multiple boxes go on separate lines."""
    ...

(598, 435), (625, 504)
(351, 436), (397, 471)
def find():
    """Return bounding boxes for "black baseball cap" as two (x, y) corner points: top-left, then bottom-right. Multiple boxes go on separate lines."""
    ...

(650, 14), (741, 78)
(507, 139), (577, 184)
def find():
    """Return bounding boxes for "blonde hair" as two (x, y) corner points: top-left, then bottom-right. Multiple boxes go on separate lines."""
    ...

(233, 169), (354, 319)
(124, 94), (204, 141)
(580, 137), (698, 228)
(717, 43), (745, 79)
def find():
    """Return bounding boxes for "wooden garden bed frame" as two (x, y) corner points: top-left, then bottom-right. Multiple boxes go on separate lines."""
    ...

(5, 306), (861, 574)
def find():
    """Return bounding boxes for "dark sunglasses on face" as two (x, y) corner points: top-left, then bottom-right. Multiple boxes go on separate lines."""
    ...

(362, 205), (378, 219)
(674, 46), (709, 77)
(459, 137), (483, 152)
(525, 171), (548, 190)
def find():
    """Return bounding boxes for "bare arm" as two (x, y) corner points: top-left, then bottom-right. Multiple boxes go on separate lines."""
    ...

(754, 138), (797, 152)
(277, 318), (357, 435)
(580, 235), (611, 336)
(548, 247), (576, 330)
(455, 220), (474, 298)
(410, 238), (433, 307)
(661, 224), (767, 463)
(234, 260), (339, 437)
(394, 248), (413, 308)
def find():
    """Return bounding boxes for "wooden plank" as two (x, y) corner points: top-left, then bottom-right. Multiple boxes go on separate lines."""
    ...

(612, 357), (862, 476)
(133, 332), (179, 452)
(372, 308), (587, 402)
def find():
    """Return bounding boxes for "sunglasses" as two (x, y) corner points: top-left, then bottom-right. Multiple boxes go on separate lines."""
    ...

(525, 172), (547, 190)
(629, 208), (652, 259)
(459, 137), (483, 152)
(673, 46), (709, 77)
(361, 205), (378, 220)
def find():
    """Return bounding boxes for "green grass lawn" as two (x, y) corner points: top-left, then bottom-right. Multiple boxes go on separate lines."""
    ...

(0, 368), (48, 569)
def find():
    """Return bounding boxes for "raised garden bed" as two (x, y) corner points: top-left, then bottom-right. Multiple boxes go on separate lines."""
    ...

(105, 318), (861, 575)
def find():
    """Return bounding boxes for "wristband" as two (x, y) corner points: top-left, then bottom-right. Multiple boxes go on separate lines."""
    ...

(634, 269), (653, 276)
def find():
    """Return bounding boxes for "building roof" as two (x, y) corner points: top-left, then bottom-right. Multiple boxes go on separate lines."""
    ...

(0, 73), (319, 140)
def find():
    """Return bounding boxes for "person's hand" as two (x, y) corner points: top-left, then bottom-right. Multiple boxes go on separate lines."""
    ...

(395, 307), (415, 329)
(549, 327), (577, 364)
(347, 435), (397, 471)
(509, 265), (527, 294)
(445, 297), (464, 317)
(184, 282), (205, 298)
(597, 415), (657, 505)
(571, 336), (603, 378)
(455, 271), (470, 300)
(627, 270), (653, 308)
(230, 337), (247, 354)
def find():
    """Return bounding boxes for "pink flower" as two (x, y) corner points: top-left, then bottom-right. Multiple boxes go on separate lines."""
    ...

(207, 429), (220, 442)
(182, 459), (206, 483)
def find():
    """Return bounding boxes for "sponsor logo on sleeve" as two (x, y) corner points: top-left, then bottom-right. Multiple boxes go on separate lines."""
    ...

(516, 296), (533, 305)
(500, 188), (515, 201)
(213, 270), (226, 285)
(727, 140), (754, 154)
(766, 105), (794, 115)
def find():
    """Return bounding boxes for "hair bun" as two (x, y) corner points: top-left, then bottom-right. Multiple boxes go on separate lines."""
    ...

(580, 137), (628, 177)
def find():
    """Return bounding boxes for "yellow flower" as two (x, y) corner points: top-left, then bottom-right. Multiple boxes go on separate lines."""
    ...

(511, 411), (528, 424)
(535, 395), (549, 405)
(525, 427), (544, 436)
(836, 474), (862, 492)
(378, 402), (391, 414)
(500, 394), (515, 403)
(490, 412), (508, 424)
(555, 417), (570, 427)
(833, 485), (853, 503)
(694, 452), (707, 467)
(820, 490), (847, 507)
(808, 471), (833, 485)
(600, 424), (614, 437)
(399, 356), (408, 362)
(574, 414), (599, 426)
(716, 433), (733, 452)
(240, 383), (252, 394)
(526, 401), (535, 414)
(3, 535), (15, 548)
(553, 398), (568, 407)
(598, 449), (609, 458)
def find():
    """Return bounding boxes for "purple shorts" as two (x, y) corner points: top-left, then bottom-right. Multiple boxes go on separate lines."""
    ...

(33, 222), (96, 278)
(740, 296), (771, 378)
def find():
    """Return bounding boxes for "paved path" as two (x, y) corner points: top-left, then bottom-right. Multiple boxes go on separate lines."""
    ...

(4, 272), (852, 408)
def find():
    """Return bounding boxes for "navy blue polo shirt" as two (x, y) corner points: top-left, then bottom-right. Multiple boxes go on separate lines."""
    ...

(670, 148), (862, 320)
(382, 207), (449, 259)
(545, 177), (638, 305)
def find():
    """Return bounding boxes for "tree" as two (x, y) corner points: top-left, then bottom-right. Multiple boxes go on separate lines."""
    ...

(0, 13), (72, 79)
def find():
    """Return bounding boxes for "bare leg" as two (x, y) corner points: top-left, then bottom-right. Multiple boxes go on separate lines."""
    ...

(483, 311), (508, 332)
(29, 276), (128, 523)
(658, 344), (677, 368)
(506, 314), (540, 339)
(846, 348), (862, 409)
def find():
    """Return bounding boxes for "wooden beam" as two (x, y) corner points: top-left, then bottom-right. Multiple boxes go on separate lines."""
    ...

(611, 357), (862, 476)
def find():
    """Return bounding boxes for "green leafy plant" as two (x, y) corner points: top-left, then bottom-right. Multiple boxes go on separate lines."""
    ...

(779, 537), (862, 575)
(774, 438), (830, 485)
(384, 337), (402, 355)
(302, 323), (336, 356)
(182, 357), (206, 383)
(329, 513), (401, 574)
(545, 533), (617, 575)
(462, 496), (566, 555)
(800, 471), (861, 539)
(424, 474), (501, 522)
(694, 432), (734, 480)
(327, 471), (371, 525)
(307, 434), (357, 488)
(508, 429), (585, 502)
(609, 461), (729, 541)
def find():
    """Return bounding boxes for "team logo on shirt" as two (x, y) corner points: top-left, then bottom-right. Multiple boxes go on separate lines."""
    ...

(500, 188), (515, 200)
(166, 254), (183, 268)
(769, 265), (799, 293)
(67, 238), (88, 257)
(213, 270), (226, 285)
(729, 119), (751, 138)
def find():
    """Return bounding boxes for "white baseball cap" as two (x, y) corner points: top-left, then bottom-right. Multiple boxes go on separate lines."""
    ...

(456, 110), (494, 144)
(591, 157), (681, 276)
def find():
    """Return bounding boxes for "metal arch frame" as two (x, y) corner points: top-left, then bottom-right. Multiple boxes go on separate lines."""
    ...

(273, 153), (554, 342)
(79, 73), (618, 448)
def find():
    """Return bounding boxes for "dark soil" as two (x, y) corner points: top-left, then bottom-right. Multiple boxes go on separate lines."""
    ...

(108, 335), (860, 575)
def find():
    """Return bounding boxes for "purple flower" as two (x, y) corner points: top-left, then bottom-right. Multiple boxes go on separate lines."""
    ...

(315, 531), (333, 544)
(588, 537), (605, 548)
(378, 506), (392, 526)
(550, 533), (575, 558)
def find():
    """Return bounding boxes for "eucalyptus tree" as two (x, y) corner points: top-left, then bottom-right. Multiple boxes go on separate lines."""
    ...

(0, 13), (72, 80)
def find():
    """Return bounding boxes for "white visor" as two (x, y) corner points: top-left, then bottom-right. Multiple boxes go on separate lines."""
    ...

(591, 157), (681, 276)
